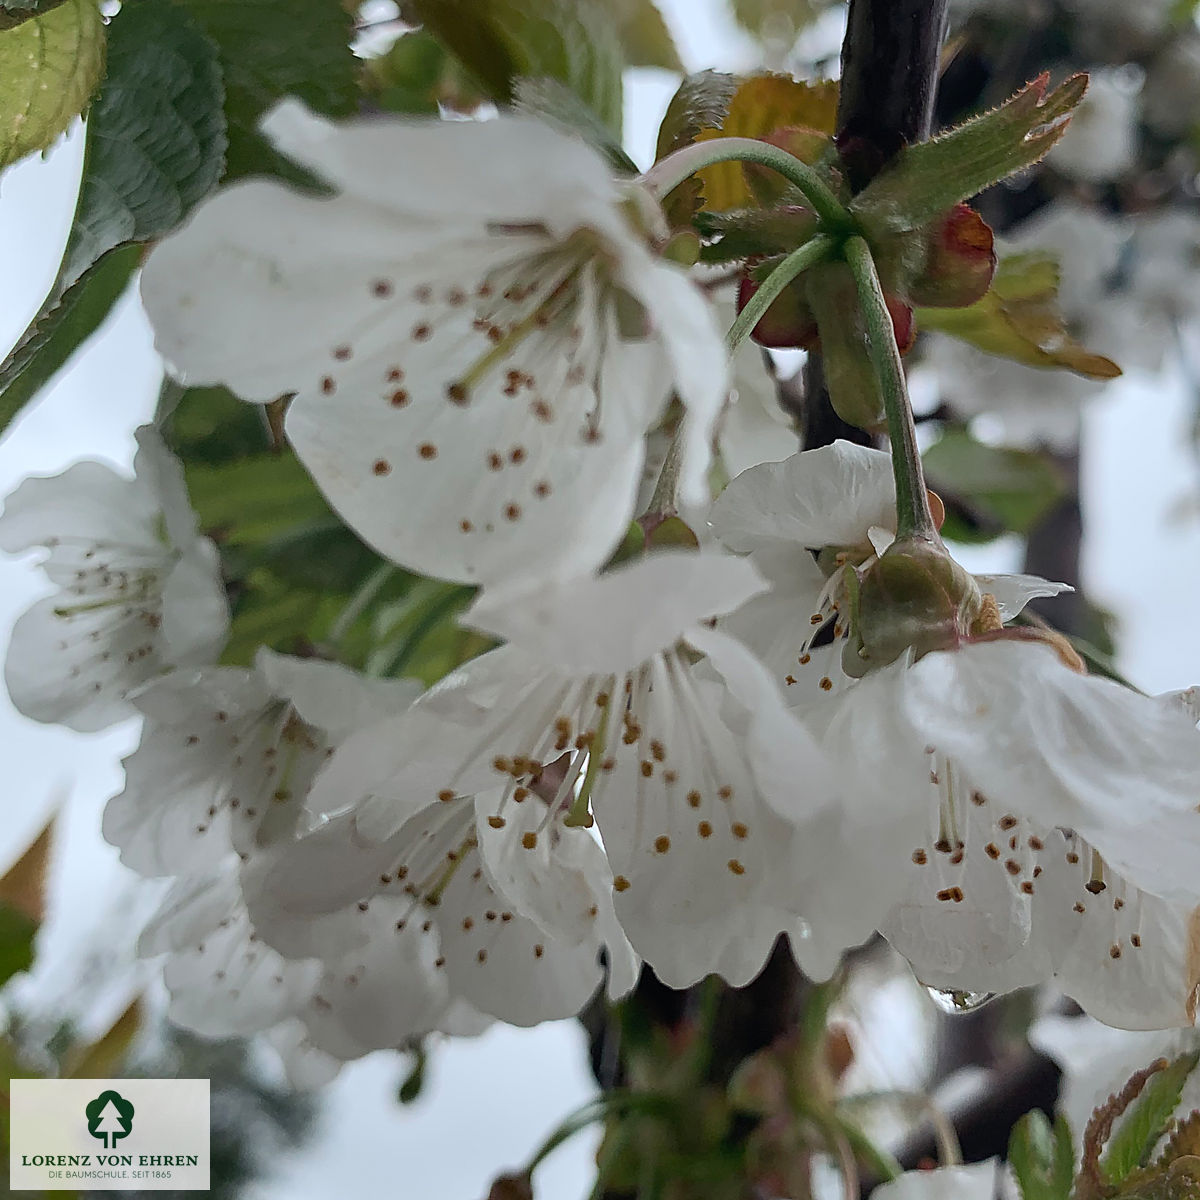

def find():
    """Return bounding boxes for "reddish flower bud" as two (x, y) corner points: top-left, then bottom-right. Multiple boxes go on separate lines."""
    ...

(737, 270), (819, 350)
(907, 204), (997, 309)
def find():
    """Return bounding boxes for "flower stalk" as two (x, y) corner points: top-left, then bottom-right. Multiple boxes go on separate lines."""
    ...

(842, 234), (939, 541)
(642, 137), (852, 232)
(726, 235), (836, 353)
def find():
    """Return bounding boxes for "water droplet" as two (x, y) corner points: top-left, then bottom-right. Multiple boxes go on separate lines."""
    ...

(921, 985), (997, 1015)
(793, 919), (812, 941)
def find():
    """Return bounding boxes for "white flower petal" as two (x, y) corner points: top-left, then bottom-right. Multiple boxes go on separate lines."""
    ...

(261, 103), (624, 236)
(901, 640), (1200, 902)
(142, 113), (719, 588)
(709, 441), (896, 553)
(255, 648), (421, 743)
(463, 552), (769, 676)
(870, 1162), (1000, 1200)
(974, 573), (1073, 621)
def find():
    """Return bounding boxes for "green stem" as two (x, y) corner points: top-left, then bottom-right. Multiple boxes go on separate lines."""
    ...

(526, 1091), (677, 1175)
(842, 234), (937, 541)
(642, 137), (851, 232)
(726, 234), (835, 353)
(330, 561), (398, 648)
(645, 234), (835, 516)
(834, 1112), (904, 1184)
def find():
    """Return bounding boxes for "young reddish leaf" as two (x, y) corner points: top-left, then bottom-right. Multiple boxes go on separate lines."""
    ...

(691, 73), (840, 213)
(851, 73), (1089, 232)
(917, 252), (1122, 380)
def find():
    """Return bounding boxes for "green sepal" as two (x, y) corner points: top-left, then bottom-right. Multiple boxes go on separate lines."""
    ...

(805, 259), (886, 430)
(851, 73), (1089, 233)
(850, 535), (983, 673)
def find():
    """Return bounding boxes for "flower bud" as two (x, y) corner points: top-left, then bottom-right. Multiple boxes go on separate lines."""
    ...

(486, 1172), (534, 1200)
(906, 204), (996, 309)
(848, 535), (983, 674)
(738, 269), (819, 350)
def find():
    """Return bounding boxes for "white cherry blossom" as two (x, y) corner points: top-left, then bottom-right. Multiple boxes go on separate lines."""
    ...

(0, 426), (228, 732)
(298, 552), (877, 991)
(247, 794), (636, 1031)
(710, 443), (1200, 1027)
(104, 648), (421, 876)
(140, 102), (727, 588)
(708, 441), (1066, 714)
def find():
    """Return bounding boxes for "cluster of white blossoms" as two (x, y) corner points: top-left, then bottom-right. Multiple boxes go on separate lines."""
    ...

(7, 101), (1200, 1082)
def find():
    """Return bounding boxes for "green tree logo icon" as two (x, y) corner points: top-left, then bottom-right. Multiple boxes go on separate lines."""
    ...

(85, 1090), (135, 1150)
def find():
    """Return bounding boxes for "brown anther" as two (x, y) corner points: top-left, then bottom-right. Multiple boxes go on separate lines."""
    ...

(728, 859), (746, 876)
(613, 876), (630, 892)
(912, 849), (927, 865)
(521, 832), (538, 850)
(487, 816), (506, 829)
(686, 790), (701, 808)
(654, 836), (671, 854)
(418, 443), (437, 460)
(373, 459), (391, 475)
(731, 822), (749, 840)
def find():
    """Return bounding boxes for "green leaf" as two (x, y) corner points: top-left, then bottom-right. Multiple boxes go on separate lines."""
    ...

(184, 453), (336, 548)
(0, 0), (104, 165)
(611, 0), (680, 70)
(178, 0), (358, 183)
(413, 0), (625, 135)
(655, 68), (736, 159)
(852, 73), (1088, 232)
(690, 73), (839, 213)
(917, 252), (1122, 380)
(923, 429), (1066, 539)
(0, 244), (138, 439)
(1008, 1110), (1074, 1200)
(165, 384), (270, 465)
(1104, 1051), (1200, 1185)
(654, 69), (736, 225)
(56, 0), (227, 294)
(0, 903), (36, 988)
(0, 0), (68, 30)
